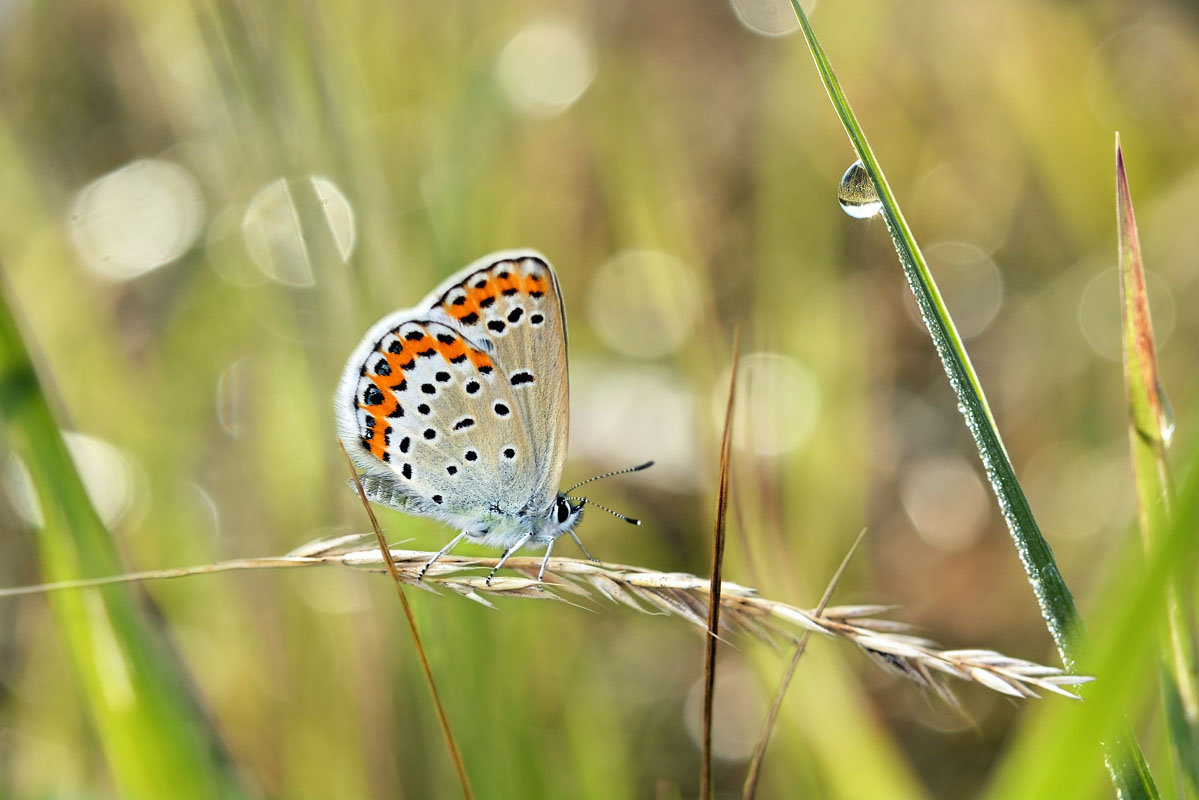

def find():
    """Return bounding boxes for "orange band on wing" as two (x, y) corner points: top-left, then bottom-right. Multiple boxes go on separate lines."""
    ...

(468, 348), (493, 372)
(432, 335), (468, 363)
(467, 279), (497, 308)
(523, 273), (547, 296)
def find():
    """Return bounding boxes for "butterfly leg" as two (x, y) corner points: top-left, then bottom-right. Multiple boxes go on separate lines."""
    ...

(486, 532), (533, 586)
(419, 530), (470, 581)
(568, 530), (599, 562)
(536, 539), (557, 581)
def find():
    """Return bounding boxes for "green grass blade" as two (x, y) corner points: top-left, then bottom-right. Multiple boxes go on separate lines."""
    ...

(0, 276), (247, 799)
(982, 419), (1199, 798)
(788, 4), (1157, 797)
(1117, 136), (1199, 795)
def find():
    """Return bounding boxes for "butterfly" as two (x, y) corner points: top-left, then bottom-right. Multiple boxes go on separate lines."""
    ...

(336, 250), (648, 583)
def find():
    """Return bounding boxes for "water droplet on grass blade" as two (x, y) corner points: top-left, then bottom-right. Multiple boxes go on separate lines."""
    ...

(1156, 381), (1175, 445)
(838, 160), (881, 218)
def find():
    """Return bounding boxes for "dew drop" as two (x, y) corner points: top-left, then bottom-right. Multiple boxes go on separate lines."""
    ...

(837, 160), (881, 219)
(1156, 381), (1176, 446)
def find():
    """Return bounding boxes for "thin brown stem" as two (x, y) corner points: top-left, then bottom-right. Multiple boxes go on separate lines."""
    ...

(701, 334), (740, 800)
(339, 443), (475, 800)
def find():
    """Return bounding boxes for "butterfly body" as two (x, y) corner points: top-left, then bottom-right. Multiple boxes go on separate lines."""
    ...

(336, 250), (587, 578)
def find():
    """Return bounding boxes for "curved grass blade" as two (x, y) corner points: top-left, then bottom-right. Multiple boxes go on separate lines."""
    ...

(787, 4), (1157, 796)
(0, 273), (247, 799)
(1116, 136), (1199, 794)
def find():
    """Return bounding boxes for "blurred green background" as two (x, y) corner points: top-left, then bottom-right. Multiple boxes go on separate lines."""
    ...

(1, 0), (1197, 797)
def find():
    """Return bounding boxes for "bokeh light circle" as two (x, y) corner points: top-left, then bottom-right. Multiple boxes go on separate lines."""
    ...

(1077, 266), (1175, 361)
(683, 664), (766, 760)
(5, 432), (142, 529)
(713, 352), (821, 457)
(571, 361), (703, 491)
(729, 0), (814, 37)
(68, 159), (205, 281)
(902, 242), (1005, 339)
(588, 249), (701, 359)
(242, 175), (356, 287)
(496, 21), (596, 116)
(899, 456), (989, 551)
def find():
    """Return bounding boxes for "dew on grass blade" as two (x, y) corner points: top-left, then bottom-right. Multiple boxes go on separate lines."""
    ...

(838, 160), (881, 219)
(1156, 382), (1175, 445)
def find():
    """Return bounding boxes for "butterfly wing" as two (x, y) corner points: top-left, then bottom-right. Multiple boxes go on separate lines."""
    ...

(336, 250), (569, 532)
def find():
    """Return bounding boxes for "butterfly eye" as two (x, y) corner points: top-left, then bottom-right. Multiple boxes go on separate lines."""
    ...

(555, 497), (571, 525)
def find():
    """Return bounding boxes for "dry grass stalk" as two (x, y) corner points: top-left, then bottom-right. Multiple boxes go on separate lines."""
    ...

(311, 539), (1093, 703)
(701, 337), (739, 800)
(0, 536), (1093, 703)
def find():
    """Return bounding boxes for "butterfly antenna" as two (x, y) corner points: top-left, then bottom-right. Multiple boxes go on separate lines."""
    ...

(564, 461), (654, 494)
(572, 496), (642, 526)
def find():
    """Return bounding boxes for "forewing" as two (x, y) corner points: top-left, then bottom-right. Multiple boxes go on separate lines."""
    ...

(425, 252), (569, 513)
